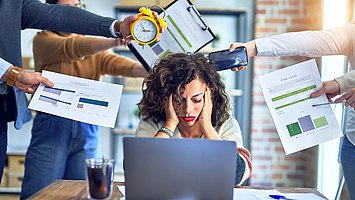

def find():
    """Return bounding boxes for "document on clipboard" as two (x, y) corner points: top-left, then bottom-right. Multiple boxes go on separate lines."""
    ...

(129, 0), (215, 71)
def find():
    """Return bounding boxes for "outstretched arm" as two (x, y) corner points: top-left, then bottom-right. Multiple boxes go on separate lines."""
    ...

(22, 0), (138, 39)
(92, 38), (129, 54)
(230, 23), (355, 59)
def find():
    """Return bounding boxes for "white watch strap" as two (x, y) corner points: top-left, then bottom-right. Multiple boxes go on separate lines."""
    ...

(159, 127), (174, 138)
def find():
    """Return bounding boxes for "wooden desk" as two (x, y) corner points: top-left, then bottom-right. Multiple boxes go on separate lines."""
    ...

(29, 180), (327, 199)
(29, 180), (123, 200)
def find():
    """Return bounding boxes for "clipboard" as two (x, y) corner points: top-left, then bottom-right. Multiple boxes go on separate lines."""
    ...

(128, 0), (215, 71)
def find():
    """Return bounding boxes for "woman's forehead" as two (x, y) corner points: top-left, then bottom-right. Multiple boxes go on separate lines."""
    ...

(182, 78), (206, 95)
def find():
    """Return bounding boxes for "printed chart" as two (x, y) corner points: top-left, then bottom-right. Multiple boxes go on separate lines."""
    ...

(29, 71), (123, 128)
(258, 59), (342, 154)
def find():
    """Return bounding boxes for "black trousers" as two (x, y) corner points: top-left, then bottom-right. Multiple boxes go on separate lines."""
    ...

(0, 122), (7, 183)
(0, 88), (16, 123)
(0, 88), (17, 183)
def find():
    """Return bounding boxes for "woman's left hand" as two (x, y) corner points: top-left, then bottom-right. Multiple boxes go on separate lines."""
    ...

(199, 88), (220, 140)
(198, 88), (219, 139)
(199, 88), (213, 127)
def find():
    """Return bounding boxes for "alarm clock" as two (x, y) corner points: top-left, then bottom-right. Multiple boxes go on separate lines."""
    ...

(130, 6), (167, 46)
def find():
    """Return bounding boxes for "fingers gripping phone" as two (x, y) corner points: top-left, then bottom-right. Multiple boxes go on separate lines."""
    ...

(208, 47), (248, 71)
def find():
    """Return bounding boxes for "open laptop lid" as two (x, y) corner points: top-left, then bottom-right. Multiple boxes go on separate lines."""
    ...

(123, 137), (237, 200)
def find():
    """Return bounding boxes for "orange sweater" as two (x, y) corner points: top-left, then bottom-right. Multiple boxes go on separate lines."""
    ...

(33, 31), (138, 80)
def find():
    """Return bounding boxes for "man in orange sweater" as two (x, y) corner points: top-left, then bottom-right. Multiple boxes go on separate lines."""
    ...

(20, 0), (147, 198)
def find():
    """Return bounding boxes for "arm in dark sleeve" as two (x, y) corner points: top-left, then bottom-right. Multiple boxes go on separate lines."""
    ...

(22, 0), (115, 37)
(235, 152), (246, 185)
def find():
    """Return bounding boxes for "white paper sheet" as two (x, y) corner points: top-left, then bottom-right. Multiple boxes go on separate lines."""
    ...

(258, 59), (342, 155)
(117, 186), (327, 200)
(234, 188), (281, 200)
(117, 186), (280, 200)
(117, 185), (125, 199)
(28, 70), (123, 128)
(278, 193), (327, 200)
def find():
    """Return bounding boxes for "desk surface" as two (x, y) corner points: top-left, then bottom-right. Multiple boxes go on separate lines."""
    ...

(29, 180), (327, 200)
(29, 180), (123, 200)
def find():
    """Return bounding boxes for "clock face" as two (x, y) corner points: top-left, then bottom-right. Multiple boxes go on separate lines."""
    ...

(132, 19), (158, 43)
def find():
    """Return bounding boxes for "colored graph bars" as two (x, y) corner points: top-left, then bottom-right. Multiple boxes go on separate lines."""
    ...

(286, 115), (328, 137)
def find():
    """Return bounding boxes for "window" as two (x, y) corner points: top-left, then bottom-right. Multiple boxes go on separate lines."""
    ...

(317, 0), (347, 198)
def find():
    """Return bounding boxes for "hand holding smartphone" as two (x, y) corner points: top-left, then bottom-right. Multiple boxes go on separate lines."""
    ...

(208, 46), (248, 71)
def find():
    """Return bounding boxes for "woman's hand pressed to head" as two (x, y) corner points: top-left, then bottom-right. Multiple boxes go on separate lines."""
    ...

(198, 88), (212, 127)
(199, 88), (221, 140)
(165, 95), (179, 129)
(154, 95), (179, 138)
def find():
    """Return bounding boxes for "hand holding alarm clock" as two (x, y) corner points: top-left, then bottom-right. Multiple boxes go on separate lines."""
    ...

(130, 6), (167, 46)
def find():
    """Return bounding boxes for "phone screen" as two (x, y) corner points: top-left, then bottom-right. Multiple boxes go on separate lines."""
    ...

(208, 47), (248, 71)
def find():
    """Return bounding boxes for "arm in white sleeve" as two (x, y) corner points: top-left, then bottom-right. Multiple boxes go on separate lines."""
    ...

(0, 57), (12, 82)
(254, 23), (355, 58)
(335, 70), (355, 94)
(109, 20), (119, 37)
(0, 57), (13, 94)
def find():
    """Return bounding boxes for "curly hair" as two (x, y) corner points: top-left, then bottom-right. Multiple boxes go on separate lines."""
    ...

(138, 53), (231, 127)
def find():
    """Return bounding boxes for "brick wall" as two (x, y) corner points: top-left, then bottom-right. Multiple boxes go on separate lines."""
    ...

(250, 0), (323, 187)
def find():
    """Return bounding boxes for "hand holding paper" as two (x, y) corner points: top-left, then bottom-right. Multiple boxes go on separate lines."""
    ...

(258, 59), (342, 154)
(28, 71), (123, 128)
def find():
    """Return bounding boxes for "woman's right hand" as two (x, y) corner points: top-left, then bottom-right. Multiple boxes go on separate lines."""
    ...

(155, 95), (178, 138)
(164, 94), (179, 131)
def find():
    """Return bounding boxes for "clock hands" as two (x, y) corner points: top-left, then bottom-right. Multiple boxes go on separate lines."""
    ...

(141, 24), (151, 33)
(141, 24), (146, 31)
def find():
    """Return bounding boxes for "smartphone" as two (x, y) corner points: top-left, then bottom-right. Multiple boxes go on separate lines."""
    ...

(208, 47), (248, 71)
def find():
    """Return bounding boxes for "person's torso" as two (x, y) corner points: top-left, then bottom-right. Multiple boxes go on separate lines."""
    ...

(39, 55), (104, 81)
(0, 1), (23, 66)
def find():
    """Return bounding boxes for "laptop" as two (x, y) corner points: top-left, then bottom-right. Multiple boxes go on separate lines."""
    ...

(123, 137), (237, 200)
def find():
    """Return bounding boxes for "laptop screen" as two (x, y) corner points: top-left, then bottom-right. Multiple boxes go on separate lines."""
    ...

(123, 137), (237, 200)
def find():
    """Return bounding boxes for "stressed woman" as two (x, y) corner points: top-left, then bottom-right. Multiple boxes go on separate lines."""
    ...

(135, 53), (252, 185)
